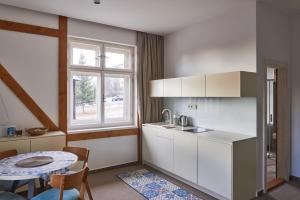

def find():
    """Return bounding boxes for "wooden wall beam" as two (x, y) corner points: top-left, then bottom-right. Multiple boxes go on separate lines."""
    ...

(0, 64), (58, 131)
(0, 19), (60, 37)
(58, 16), (68, 133)
(67, 128), (139, 142)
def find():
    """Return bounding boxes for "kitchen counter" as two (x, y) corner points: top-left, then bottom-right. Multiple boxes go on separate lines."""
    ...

(143, 123), (255, 144)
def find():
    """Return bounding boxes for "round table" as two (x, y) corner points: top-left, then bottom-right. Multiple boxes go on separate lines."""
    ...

(0, 151), (78, 181)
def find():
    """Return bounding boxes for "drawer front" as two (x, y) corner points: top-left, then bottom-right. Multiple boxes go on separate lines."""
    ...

(31, 136), (65, 151)
(0, 140), (30, 154)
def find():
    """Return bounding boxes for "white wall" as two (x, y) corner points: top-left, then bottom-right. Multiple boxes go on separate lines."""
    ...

(291, 15), (300, 177)
(164, 1), (256, 135)
(0, 4), (58, 129)
(0, 4), (138, 169)
(256, 1), (290, 191)
(164, 1), (256, 78)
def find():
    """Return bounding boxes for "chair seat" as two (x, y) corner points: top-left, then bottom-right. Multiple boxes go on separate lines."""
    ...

(32, 188), (79, 200)
(0, 191), (25, 200)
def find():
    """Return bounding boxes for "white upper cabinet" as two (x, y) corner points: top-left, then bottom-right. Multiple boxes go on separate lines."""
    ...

(206, 71), (256, 97)
(181, 75), (205, 97)
(150, 79), (164, 97)
(163, 78), (182, 97)
(149, 71), (256, 98)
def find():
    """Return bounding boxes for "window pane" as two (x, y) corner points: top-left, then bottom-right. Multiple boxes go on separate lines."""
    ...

(105, 46), (132, 70)
(104, 74), (131, 123)
(71, 43), (99, 67)
(71, 72), (99, 123)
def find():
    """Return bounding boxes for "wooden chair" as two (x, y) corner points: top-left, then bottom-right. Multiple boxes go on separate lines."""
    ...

(32, 164), (89, 200)
(0, 149), (17, 160)
(63, 146), (93, 200)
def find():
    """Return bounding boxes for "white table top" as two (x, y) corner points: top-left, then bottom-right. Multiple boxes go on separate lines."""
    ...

(0, 151), (77, 181)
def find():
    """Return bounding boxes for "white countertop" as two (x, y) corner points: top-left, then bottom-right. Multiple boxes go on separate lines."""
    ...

(143, 123), (255, 144)
(0, 131), (65, 142)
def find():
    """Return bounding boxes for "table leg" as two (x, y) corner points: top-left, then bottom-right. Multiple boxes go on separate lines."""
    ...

(39, 178), (45, 192)
(28, 179), (35, 199)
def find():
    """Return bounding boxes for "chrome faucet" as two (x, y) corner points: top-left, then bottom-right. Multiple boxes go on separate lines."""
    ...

(162, 109), (172, 124)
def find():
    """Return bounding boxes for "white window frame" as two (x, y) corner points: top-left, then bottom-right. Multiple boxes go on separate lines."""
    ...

(68, 37), (136, 131)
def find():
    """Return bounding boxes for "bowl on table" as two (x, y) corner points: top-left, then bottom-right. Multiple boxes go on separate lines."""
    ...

(26, 128), (48, 136)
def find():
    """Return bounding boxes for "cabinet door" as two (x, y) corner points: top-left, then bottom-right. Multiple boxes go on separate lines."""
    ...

(163, 78), (181, 97)
(142, 126), (157, 164)
(156, 130), (174, 172)
(198, 138), (232, 199)
(0, 140), (30, 154)
(206, 72), (240, 97)
(174, 133), (197, 183)
(31, 136), (65, 152)
(181, 76), (205, 97)
(150, 80), (164, 97)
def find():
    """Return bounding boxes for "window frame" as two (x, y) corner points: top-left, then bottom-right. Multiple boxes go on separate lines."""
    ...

(68, 37), (136, 131)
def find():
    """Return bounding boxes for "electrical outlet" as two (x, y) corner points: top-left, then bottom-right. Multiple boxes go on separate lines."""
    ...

(188, 104), (193, 110)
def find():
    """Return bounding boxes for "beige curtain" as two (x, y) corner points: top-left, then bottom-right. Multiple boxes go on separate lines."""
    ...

(137, 32), (164, 124)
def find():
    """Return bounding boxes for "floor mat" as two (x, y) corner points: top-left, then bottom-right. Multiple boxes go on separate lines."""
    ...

(118, 169), (202, 200)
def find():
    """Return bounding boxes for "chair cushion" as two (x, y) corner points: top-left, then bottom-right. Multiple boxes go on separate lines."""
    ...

(32, 188), (79, 200)
(0, 191), (25, 200)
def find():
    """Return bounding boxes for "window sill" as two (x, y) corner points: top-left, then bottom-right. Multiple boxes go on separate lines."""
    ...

(68, 125), (138, 135)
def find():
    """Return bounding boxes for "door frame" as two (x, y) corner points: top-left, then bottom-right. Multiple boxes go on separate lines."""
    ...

(262, 58), (291, 192)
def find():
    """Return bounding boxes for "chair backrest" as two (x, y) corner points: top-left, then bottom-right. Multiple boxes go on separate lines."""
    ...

(0, 149), (17, 160)
(63, 146), (89, 168)
(50, 164), (89, 200)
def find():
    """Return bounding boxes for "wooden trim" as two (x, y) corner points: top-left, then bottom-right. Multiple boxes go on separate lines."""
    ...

(0, 19), (60, 37)
(58, 16), (68, 133)
(267, 178), (285, 191)
(137, 113), (142, 163)
(0, 64), (58, 131)
(67, 128), (139, 141)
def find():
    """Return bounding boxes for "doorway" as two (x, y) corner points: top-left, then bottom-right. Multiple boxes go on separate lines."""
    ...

(264, 61), (290, 190)
(266, 68), (277, 183)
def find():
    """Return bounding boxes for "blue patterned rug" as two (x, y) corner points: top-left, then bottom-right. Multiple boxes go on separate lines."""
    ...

(118, 169), (202, 200)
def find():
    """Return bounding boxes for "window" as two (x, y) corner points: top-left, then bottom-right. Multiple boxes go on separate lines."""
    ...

(68, 38), (135, 130)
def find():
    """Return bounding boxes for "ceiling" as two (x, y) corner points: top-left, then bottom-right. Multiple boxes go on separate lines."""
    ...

(262, 0), (300, 15)
(0, 0), (252, 35)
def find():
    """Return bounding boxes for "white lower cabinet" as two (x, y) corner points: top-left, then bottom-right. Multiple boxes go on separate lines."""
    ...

(142, 126), (158, 165)
(174, 133), (197, 184)
(156, 130), (174, 172)
(198, 138), (232, 199)
(142, 125), (256, 200)
(142, 126), (174, 172)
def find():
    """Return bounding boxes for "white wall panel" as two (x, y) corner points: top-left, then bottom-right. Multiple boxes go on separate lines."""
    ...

(68, 135), (138, 170)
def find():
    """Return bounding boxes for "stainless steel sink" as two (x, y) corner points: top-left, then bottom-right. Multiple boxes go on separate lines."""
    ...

(183, 127), (211, 134)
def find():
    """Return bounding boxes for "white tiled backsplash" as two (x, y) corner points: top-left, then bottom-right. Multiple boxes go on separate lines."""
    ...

(164, 97), (256, 136)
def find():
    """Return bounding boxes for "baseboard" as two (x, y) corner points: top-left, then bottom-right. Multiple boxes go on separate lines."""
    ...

(290, 175), (300, 182)
(89, 161), (139, 174)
